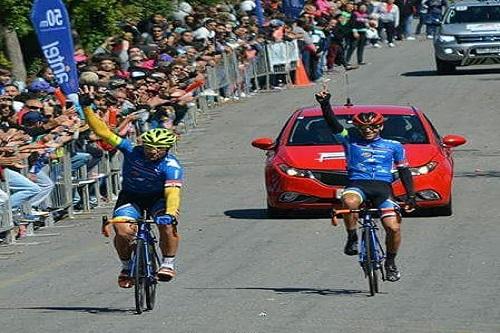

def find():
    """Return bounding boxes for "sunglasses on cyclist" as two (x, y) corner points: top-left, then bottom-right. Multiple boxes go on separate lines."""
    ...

(144, 145), (167, 153)
(357, 124), (382, 131)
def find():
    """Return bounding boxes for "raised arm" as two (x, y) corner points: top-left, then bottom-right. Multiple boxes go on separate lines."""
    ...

(315, 91), (346, 134)
(83, 106), (122, 147)
(80, 87), (122, 147)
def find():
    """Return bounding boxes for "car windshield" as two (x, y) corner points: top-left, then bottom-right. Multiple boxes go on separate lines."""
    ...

(287, 115), (429, 145)
(445, 5), (500, 24)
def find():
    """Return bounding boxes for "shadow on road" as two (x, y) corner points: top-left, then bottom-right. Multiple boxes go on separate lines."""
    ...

(224, 209), (330, 220)
(186, 286), (368, 297)
(401, 67), (500, 77)
(5, 306), (131, 314)
(454, 170), (500, 178)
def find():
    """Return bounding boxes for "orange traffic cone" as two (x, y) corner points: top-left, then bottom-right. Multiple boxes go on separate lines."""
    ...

(294, 58), (313, 87)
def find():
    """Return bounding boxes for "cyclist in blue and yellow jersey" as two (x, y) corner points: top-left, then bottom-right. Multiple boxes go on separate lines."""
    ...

(80, 88), (183, 288)
(315, 90), (417, 282)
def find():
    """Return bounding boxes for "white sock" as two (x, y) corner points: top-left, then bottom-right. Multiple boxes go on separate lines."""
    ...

(162, 257), (176, 269)
(121, 259), (130, 271)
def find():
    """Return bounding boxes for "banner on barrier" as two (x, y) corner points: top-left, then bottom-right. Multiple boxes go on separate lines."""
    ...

(266, 41), (299, 72)
(30, 0), (79, 95)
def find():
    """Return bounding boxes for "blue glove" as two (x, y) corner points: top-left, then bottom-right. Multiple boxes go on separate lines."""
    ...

(155, 214), (176, 225)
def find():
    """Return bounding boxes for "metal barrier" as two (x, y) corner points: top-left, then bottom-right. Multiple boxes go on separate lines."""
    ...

(49, 144), (74, 218)
(0, 171), (14, 241)
(197, 40), (299, 112)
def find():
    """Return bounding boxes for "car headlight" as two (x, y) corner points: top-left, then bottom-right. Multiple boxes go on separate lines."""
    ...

(438, 35), (456, 43)
(279, 164), (315, 179)
(410, 161), (438, 176)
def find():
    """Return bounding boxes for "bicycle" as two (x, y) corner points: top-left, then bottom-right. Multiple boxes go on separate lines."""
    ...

(102, 214), (162, 314)
(333, 206), (403, 296)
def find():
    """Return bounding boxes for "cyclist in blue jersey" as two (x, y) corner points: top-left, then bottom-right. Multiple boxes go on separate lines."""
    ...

(80, 88), (183, 288)
(316, 90), (417, 282)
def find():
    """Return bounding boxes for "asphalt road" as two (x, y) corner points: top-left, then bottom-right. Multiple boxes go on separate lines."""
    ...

(1, 38), (500, 333)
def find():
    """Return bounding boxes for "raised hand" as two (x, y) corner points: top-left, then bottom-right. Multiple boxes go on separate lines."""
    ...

(315, 90), (331, 105)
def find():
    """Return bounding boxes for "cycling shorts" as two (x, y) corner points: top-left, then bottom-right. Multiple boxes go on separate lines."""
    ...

(113, 191), (166, 222)
(342, 180), (400, 219)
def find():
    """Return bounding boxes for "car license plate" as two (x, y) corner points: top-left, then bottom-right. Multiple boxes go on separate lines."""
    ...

(476, 47), (500, 54)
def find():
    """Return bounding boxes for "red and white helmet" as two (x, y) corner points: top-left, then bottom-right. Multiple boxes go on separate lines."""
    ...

(352, 112), (384, 126)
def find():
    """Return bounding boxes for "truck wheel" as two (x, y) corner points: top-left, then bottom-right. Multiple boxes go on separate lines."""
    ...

(436, 57), (456, 74)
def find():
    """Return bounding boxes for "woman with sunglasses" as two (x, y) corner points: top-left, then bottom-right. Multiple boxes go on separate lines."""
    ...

(315, 89), (417, 282)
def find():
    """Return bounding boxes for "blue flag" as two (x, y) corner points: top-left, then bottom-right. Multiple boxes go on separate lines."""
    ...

(282, 0), (305, 20)
(30, 0), (79, 96)
(254, 0), (265, 27)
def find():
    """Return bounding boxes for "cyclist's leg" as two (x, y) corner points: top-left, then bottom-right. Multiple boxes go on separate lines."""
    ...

(378, 198), (402, 281)
(112, 192), (141, 262)
(379, 199), (401, 254)
(112, 192), (142, 288)
(340, 185), (365, 255)
(150, 200), (179, 280)
(341, 186), (365, 228)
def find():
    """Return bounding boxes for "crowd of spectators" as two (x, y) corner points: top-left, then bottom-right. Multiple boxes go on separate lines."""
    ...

(0, 0), (448, 240)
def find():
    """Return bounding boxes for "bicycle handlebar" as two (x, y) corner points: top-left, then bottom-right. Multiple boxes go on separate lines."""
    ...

(333, 204), (408, 216)
(106, 218), (156, 224)
(101, 216), (156, 238)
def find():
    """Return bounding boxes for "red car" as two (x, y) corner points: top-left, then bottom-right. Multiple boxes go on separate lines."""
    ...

(252, 104), (466, 217)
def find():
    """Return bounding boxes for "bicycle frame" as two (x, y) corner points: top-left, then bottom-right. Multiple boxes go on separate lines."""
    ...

(102, 214), (162, 313)
(129, 221), (161, 285)
(333, 206), (402, 295)
(358, 211), (385, 276)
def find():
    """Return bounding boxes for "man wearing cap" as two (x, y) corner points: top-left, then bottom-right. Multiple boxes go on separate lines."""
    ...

(95, 55), (129, 82)
(28, 79), (56, 100)
(193, 19), (217, 44)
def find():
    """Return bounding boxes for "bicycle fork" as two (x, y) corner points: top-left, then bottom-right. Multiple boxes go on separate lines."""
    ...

(358, 216), (386, 277)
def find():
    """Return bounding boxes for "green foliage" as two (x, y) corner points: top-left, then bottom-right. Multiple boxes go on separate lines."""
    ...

(67, 0), (124, 50)
(1, 0), (227, 67)
(27, 57), (44, 78)
(0, 51), (12, 68)
(0, 0), (33, 36)
(67, 0), (174, 50)
(129, 0), (173, 18)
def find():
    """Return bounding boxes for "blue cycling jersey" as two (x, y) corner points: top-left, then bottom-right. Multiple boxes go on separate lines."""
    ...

(336, 130), (408, 183)
(117, 138), (184, 194)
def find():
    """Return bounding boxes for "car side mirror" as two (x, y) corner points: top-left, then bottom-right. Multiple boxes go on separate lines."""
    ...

(251, 137), (275, 150)
(442, 134), (466, 148)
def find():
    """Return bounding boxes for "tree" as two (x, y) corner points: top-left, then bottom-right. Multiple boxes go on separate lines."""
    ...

(0, 0), (32, 80)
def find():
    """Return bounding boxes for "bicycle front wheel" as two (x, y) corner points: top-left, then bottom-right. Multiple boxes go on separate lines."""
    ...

(363, 229), (378, 296)
(134, 239), (146, 314)
(145, 243), (160, 310)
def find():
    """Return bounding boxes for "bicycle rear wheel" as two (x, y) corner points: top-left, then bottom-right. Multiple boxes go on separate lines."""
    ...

(134, 239), (146, 314)
(145, 243), (160, 310)
(363, 229), (378, 296)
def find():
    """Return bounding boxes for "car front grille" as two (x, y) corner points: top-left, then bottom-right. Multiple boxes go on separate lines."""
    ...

(456, 35), (500, 44)
(311, 171), (350, 186)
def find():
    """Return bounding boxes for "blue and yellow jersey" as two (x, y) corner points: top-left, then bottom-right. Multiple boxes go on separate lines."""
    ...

(83, 106), (184, 216)
(117, 139), (184, 194)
